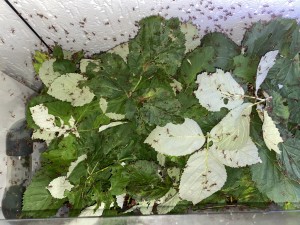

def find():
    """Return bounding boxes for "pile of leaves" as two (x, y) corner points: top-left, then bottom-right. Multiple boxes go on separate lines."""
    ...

(22, 16), (300, 218)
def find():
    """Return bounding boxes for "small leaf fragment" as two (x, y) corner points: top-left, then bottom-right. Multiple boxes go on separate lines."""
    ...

(116, 193), (126, 208)
(179, 150), (227, 204)
(144, 118), (205, 156)
(194, 69), (244, 112)
(255, 50), (279, 95)
(48, 73), (95, 107)
(46, 176), (74, 199)
(262, 110), (283, 154)
(170, 79), (183, 95)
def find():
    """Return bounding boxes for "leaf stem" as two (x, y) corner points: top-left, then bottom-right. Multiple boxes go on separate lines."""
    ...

(129, 75), (143, 96)
(221, 92), (266, 102)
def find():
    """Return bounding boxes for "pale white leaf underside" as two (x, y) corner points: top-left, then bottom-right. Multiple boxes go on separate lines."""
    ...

(210, 103), (253, 150)
(262, 110), (283, 154)
(108, 43), (129, 62)
(39, 59), (61, 87)
(255, 50), (279, 95)
(30, 104), (79, 144)
(170, 79), (183, 95)
(157, 188), (181, 214)
(48, 73), (95, 107)
(180, 22), (200, 53)
(98, 121), (127, 133)
(179, 150), (227, 204)
(194, 69), (245, 112)
(210, 138), (262, 168)
(78, 203), (106, 217)
(46, 176), (74, 199)
(144, 118), (205, 156)
(116, 193), (126, 208)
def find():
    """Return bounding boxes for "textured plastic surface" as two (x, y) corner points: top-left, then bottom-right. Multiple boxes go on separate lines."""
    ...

(1, 212), (300, 225)
(1, 0), (300, 223)
(1, 0), (300, 89)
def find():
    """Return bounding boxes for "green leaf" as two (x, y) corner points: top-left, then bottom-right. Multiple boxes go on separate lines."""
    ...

(42, 135), (78, 166)
(52, 45), (64, 60)
(53, 59), (77, 74)
(126, 161), (171, 200)
(85, 53), (131, 99)
(138, 88), (183, 126)
(68, 161), (87, 184)
(267, 91), (290, 121)
(266, 55), (300, 88)
(250, 113), (300, 203)
(242, 19), (298, 57)
(233, 54), (259, 83)
(128, 16), (185, 76)
(178, 46), (215, 85)
(197, 108), (228, 134)
(288, 26), (300, 57)
(110, 165), (130, 195)
(22, 169), (64, 218)
(44, 101), (74, 124)
(287, 98), (300, 124)
(278, 138), (300, 182)
(201, 32), (239, 70)
(64, 186), (93, 216)
(222, 167), (269, 204)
